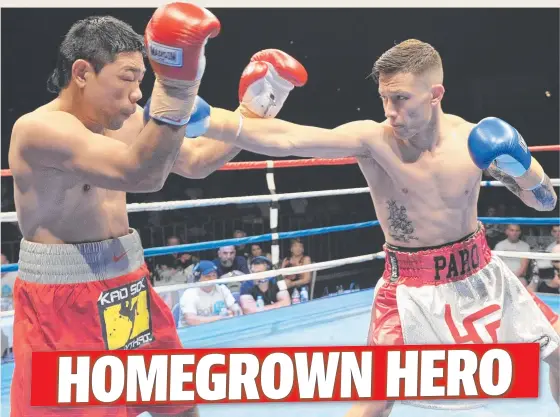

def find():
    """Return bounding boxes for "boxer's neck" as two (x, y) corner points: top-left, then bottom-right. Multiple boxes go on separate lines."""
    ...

(408, 106), (444, 151)
(58, 88), (105, 134)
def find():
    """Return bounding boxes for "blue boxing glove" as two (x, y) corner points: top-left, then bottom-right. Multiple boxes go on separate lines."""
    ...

(143, 95), (211, 138)
(468, 117), (532, 177)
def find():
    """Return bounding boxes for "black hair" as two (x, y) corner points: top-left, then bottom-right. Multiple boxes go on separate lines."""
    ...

(47, 16), (145, 94)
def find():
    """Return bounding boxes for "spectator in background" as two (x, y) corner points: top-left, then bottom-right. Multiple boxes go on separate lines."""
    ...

(1, 253), (17, 310)
(247, 243), (271, 265)
(179, 261), (242, 327)
(528, 244), (560, 294)
(233, 230), (249, 259)
(483, 205), (505, 249)
(281, 238), (312, 295)
(240, 257), (291, 314)
(494, 224), (531, 285)
(154, 236), (198, 286)
(213, 245), (249, 277)
(536, 225), (560, 279)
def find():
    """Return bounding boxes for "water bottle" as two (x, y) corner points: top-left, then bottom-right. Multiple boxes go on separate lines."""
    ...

(291, 288), (300, 304)
(300, 286), (309, 303)
(256, 296), (265, 311)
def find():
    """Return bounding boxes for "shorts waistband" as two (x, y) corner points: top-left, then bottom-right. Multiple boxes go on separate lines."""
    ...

(383, 223), (492, 285)
(18, 229), (145, 284)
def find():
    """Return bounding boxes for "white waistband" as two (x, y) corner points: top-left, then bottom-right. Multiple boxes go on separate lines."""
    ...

(17, 229), (145, 284)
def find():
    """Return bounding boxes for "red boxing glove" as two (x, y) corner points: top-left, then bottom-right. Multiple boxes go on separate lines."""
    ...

(145, 2), (220, 125)
(239, 49), (308, 118)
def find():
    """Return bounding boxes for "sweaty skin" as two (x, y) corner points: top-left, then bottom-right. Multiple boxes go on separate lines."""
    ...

(207, 111), (482, 247)
(205, 75), (555, 248)
(9, 103), (240, 245)
(203, 69), (558, 416)
(9, 51), (240, 245)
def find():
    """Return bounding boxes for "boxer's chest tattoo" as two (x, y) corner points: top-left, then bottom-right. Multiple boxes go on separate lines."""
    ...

(386, 200), (419, 242)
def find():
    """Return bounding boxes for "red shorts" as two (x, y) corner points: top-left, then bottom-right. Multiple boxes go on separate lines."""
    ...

(367, 224), (559, 358)
(10, 230), (195, 416)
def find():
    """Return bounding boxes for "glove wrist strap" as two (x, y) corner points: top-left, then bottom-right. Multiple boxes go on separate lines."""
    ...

(149, 77), (201, 126)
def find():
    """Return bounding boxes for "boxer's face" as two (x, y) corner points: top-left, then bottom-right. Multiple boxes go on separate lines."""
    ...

(81, 52), (145, 130)
(378, 71), (442, 140)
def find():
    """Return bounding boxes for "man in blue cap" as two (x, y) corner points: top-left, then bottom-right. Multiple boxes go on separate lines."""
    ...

(179, 260), (242, 327)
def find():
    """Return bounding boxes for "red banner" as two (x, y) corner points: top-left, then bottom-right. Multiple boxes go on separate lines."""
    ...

(30, 343), (540, 407)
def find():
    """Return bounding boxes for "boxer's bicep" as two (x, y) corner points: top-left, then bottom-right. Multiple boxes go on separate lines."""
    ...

(173, 136), (241, 179)
(237, 118), (373, 158)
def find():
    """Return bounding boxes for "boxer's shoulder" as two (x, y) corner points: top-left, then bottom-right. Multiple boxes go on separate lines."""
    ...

(337, 119), (385, 143)
(444, 113), (476, 130)
(13, 109), (84, 146)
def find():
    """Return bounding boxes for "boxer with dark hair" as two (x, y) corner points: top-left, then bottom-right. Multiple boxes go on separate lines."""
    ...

(8, 3), (308, 415)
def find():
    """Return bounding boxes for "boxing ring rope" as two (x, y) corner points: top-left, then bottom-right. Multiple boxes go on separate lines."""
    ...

(1, 244), (559, 319)
(2, 217), (559, 274)
(1, 147), (559, 316)
(1, 180), (559, 223)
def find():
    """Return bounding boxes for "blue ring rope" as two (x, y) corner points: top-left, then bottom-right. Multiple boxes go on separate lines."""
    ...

(2, 217), (558, 273)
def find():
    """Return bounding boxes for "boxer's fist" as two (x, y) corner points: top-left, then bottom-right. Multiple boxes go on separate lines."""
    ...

(145, 3), (220, 125)
(144, 95), (210, 138)
(239, 49), (308, 118)
(146, 2), (220, 81)
(468, 117), (532, 177)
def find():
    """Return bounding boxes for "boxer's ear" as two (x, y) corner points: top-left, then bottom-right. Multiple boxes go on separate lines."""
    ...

(430, 84), (445, 106)
(72, 59), (93, 88)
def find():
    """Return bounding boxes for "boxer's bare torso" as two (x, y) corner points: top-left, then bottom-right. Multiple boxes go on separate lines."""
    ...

(357, 114), (480, 247)
(9, 100), (144, 244)
(210, 108), (483, 248)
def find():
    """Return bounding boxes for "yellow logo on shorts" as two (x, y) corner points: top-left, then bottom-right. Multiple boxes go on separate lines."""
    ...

(97, 276), (154, 350)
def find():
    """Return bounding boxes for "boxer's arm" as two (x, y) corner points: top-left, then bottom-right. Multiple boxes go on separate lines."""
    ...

(173, 136), (241, 179)
(484, 159), (557, 211)
(130, 106), (241, 179)
(206, 108), (376, 158)
(14, 111), (185, 192)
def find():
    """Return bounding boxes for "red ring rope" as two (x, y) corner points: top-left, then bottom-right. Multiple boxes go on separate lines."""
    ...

(1, 145), (559, 176)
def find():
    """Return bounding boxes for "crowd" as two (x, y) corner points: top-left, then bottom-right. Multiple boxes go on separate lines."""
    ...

(484, 213), (560, 293)
(147, 234), (317, 328)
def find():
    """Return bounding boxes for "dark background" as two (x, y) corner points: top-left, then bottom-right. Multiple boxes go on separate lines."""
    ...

(1, 8), (559, 289)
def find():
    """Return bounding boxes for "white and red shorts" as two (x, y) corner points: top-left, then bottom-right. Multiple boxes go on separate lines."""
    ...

(368, 224), (559, 359)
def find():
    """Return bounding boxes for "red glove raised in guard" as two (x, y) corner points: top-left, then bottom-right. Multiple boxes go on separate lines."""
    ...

(145, 2), (220, 125)
(239, 49), (308, 118)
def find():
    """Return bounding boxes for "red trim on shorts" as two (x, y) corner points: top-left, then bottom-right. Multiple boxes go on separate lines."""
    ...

(529, 290), (559, 325)
(383, 224), (493, 287)
(367, 283), (404, 345)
